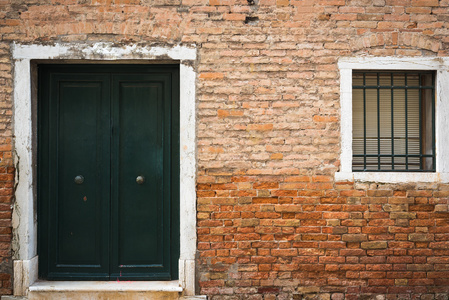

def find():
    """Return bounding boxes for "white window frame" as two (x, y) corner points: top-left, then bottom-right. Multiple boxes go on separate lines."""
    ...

(336, 57), (449, 183)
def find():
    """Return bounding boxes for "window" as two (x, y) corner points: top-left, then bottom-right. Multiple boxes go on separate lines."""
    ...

(352, 71), (435, 172)
(336, 57), (449, 183)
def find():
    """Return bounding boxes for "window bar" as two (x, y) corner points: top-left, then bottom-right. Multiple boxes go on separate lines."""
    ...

(363, 73), (367, 170)
(432, 73), (436, 171)
(405, 73), (409, 170)
(352, 86), (433, 90)
(352, 71), (435, 172)
(391, 72), (394, 170)
(419, 73), (423, 170)
(377, 72), (381, 170)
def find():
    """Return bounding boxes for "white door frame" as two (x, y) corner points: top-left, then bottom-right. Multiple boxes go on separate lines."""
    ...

(11, 43), (197, 296)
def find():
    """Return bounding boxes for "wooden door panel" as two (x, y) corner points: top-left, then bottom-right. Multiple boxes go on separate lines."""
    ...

(39, 73), (111, 279)
(38, 65), (179, 281)
(57, 81), (105, 266)
(117, 82), (164, 266)
(111, 75), (172, 279)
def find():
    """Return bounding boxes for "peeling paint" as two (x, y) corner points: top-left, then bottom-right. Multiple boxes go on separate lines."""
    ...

(12, 42), (197, 61)
(12, 150), (20, 260)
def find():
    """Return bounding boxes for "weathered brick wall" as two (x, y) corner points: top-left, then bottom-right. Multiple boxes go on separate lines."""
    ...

(198, 179), (449, 299)
(0, 26), (14, 294)
(1, 0), (449, 298)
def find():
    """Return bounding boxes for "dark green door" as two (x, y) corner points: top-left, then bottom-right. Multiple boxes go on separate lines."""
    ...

(38, 65), (180, 280)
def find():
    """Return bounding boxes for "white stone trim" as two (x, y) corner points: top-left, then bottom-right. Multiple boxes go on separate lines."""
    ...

(11, 43), (197, 296)
(12, 256), (38, 297)
(12, 43), (196, 61)
(29, 280), (183, 292)
(337, 57), (449, 183)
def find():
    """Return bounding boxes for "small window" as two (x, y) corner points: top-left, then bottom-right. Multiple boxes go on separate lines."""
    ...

(352, 71), (435, 172)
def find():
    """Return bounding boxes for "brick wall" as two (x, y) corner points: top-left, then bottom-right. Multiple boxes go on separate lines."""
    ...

(0, 34), (13, 294)
(197, 179), (449, 299)
(2, 0), (449, 298)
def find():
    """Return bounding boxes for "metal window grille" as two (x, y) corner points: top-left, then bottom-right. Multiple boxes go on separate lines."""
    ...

(352, 71), (435, 172)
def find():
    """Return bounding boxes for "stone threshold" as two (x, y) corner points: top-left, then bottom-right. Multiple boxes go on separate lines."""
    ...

(28, 280), (183, 293)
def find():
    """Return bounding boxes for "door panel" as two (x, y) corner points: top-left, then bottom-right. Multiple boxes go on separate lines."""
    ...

(40, 74), (111, 279)
(111, 75), (172, 279)
(56, 81), (108, 267)
(38, 65), (179, 281)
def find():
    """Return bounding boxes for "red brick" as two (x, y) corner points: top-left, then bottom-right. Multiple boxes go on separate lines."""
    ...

(253, 182), (279, 189)
(252, 197), (278, 204)
(368, 279), (395, 286)
(411, 0), (439, 5)
(199, 72), (224, 80)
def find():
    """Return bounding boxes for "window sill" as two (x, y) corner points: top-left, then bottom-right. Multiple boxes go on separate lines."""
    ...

(335, 171), (449, 183)
(29, 280), (183, 293)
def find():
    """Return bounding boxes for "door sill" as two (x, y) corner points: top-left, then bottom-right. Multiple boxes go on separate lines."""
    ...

(29, 280), (183, 292)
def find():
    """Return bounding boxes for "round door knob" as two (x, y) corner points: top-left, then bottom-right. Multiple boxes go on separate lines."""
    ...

(136, 176), (145, 185)
(74, 175), (84, 184)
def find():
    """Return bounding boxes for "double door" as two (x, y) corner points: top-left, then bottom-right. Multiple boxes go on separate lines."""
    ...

(38, 65), (179, 280)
